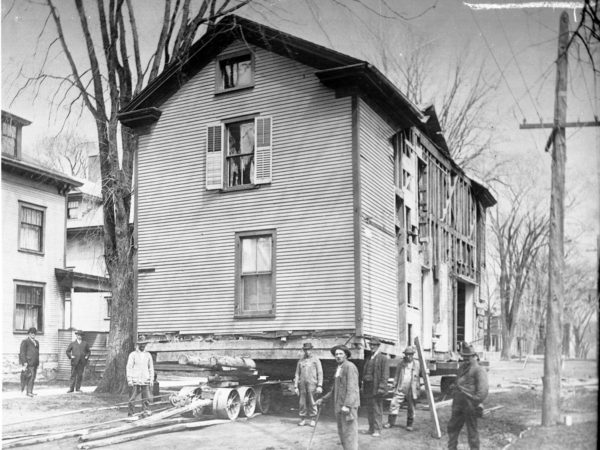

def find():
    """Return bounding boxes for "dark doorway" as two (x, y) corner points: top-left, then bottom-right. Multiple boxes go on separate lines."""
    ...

(456, 281), (466, 345)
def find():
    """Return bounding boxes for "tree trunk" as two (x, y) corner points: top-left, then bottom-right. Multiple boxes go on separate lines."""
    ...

(500, 320), (514, 360)
(94, 119), (136, 394)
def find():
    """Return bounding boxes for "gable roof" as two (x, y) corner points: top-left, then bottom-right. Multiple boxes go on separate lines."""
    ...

(119, 14), (423, 130)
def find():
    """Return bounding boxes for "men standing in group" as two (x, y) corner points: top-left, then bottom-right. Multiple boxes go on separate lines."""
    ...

(447, 343), (489, 450)
(385, 346), (420, 431)
(19, 327), (39, 397)
(126, 340), (154, 417)
(362, 338), (389, 437)
(294, 342), (323, 427)
(316, 345), (360, 450)
(66, 330), (91, 393)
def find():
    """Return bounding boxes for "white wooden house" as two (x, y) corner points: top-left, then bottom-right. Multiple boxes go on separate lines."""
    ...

(118, 16), (495, 373)
(2, 110), (83, 382)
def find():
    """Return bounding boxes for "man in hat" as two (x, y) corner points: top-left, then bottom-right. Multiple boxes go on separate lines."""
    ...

(385, 345), (420, 431)
(66, 330), (91, 393)
(316, 344), (360, 450)
(362, 338), (389, 437)
(126, 340), (154, 417)
(19, 327), (40, 397)
(447, 343), (489, 450)
(294, 342), (323, 426)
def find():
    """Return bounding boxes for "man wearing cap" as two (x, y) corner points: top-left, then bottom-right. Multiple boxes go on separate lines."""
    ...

(294, 342), (323, 427)
(316, 344), (360, 450)
(385, 345), (420, 431)
(66, 330), (91, 393)
(362, 338), (389, 437)
(19, 327), (39, 397)
(126, 340), (154, 417)
(447, 343), (489, 450)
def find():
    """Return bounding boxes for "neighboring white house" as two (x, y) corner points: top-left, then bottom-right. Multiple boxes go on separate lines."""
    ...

(65, 169), (111, 333)
(2, 110), (83, 382)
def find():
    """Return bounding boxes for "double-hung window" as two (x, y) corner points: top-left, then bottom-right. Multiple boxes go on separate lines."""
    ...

(19, 202), (45, 254)
(235, 230), (276, 318)
(206, 116), (272, 190)
(14, 282), (44, 332)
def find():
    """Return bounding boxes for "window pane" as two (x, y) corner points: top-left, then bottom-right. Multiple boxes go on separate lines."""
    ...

(15, 285), (43, 331)
(227, 121), (254, 187)
(242, 275), (271, 312)
(220, 55), (252, 89)
(20, 207), (43, 251)
(241, 238), (256, 273)
(256, 274), (272, 308)
(256, 237), (271, 271)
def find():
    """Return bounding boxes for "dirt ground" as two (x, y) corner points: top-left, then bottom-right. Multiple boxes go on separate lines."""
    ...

(2, 359), (597, 449)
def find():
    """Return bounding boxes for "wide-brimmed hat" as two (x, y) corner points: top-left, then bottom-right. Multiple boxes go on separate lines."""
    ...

(460, 343), (477, 357)
(370, 338), (381, 346)
(74, 330), (84, 336)
(27, 327), (37, 334)
(403, 346), (415, 355)
(330, 344), (352, 358)
(302, 342), (314, 350)
(135, 340), (149, 346)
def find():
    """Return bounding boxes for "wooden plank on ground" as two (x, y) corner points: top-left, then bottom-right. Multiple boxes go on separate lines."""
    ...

(415, 337), (442, 439)
(77, 419), (229, 449)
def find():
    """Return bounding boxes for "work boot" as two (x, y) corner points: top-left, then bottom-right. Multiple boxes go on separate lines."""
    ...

(309, 420), (316, 427)
(406, 421), (414, 431)
(384, 414), (397, 428)
(298, 419), (306, 426)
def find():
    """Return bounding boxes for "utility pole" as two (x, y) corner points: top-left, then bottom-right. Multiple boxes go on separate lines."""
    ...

(519, 9), (600, 428)
(542, 11), (568, 426)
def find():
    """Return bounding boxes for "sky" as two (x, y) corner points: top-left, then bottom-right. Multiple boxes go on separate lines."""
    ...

(1, 0), (598, 265)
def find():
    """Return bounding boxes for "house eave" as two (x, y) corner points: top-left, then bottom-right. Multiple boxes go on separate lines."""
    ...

(55, 268), (110, 292)
(2, 156), (83, 193)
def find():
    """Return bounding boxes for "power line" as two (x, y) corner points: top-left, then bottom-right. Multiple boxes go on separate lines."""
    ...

(496, 10), (544, 122)
(468, 7), (528, 121)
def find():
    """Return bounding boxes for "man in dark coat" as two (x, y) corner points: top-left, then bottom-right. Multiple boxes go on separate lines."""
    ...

(317, 344), (360, 450)
(362, 338), (389, 436)
(19, 327), (40, 397)
(66, 330), (91, 393)
(447, 343), (489, 450)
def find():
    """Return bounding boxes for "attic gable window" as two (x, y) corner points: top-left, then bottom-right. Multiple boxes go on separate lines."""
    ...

(2, 118), (18, 157)
(216, 51), (254, 93)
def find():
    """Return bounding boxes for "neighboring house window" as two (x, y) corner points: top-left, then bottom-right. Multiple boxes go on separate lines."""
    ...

(68, 200), (80, 219)
(105, 296), (112, 319)
(407, 282), (412, 306)
(14, 282), (44, 332)
(216, 52), (254, 92)
(19, 202), (45, 254)
(205, 116), (272, 190)
(407, 323), (413, 347)
(235, 230), (276, 318)
(2, 118), (17, 157)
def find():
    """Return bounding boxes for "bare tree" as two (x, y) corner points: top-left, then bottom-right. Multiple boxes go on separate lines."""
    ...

(568, 0), (600, 75)
(366, 30), (498, 169)
(563, 260), (598, 359)
(17, 0), (255, 394)
(36, 132), (94, 178)
(491, 188), (549, 360)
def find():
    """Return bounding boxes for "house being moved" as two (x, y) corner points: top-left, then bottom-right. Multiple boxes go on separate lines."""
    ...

(118, 15), (496, 375)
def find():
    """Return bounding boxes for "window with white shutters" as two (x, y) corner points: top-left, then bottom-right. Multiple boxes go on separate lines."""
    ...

(205, 116), (272, 190)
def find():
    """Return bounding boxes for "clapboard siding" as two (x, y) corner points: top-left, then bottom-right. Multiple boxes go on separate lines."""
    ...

(357, 99), (398, 342)
(136, 42), (356, 334)
(2, 172), (66, 357)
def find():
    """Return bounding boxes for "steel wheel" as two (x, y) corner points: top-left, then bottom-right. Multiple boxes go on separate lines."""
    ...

(212, 388), (241, 420)
(255, 385), (272, 414)
(237, 386), (257, 417)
